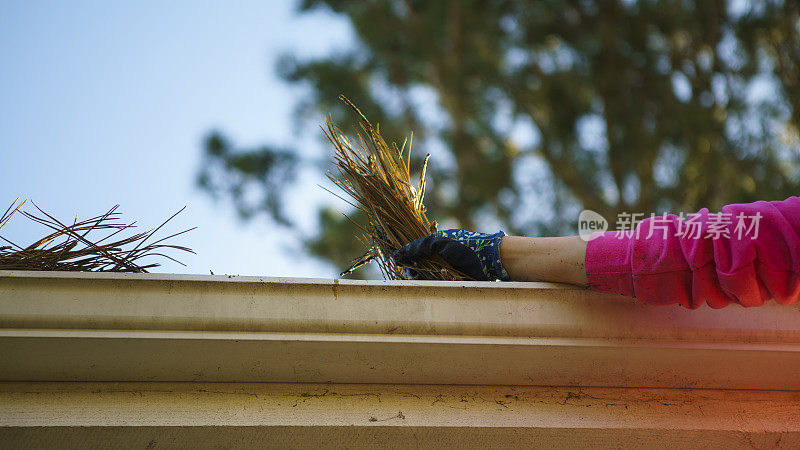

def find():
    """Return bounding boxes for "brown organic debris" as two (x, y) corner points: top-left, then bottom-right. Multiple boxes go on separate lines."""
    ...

(321, 95), (471, 280)
(0, 197), (195, 272)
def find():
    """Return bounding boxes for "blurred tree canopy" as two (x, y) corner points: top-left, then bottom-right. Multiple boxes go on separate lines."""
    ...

(198, 0), (800, 276)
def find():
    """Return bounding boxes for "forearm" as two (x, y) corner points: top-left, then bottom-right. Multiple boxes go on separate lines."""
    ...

(500, 235), (588, 285)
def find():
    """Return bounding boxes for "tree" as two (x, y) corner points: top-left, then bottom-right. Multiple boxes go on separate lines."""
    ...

(198, 0), (800, 276)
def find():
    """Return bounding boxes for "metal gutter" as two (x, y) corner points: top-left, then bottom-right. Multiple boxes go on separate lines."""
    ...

(2, 270), (800, 389)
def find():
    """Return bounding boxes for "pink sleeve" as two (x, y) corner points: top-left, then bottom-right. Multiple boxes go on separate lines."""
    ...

(585, 196), (800, 309)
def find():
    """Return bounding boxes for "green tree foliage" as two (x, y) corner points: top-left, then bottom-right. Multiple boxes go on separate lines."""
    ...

(197, 132), (297, 226)
(198, 0), (800, 276)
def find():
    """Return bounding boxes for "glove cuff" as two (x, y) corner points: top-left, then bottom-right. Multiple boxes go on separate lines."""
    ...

(481, 230), (510, 281)
(437, 229), (510, 281)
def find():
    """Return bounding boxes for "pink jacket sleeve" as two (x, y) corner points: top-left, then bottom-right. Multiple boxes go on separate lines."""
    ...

(585, 196), (800, 308)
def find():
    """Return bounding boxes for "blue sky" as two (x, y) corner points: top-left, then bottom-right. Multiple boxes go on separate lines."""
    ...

(0, 1), (354, 277)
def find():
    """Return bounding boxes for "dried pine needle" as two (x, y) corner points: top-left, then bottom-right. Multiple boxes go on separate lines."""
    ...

(0, 198), (195, 272)
(322, 95), (472, 281)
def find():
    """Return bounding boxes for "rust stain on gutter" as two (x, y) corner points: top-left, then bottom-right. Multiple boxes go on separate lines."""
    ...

(332, 278), (339, 301)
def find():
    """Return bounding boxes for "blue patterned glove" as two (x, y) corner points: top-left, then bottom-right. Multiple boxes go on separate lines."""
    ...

(393, 229), (510, 281)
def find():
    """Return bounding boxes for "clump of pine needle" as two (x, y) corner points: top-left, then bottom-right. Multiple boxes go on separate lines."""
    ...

(321, 95), (470, 280)
(0, 197), (195, 273)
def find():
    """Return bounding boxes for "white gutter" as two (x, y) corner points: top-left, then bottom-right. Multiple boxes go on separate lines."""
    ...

(2, 270), (800, 389)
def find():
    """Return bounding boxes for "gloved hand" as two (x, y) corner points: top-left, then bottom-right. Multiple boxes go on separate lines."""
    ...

(392, 229), (511, 281)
